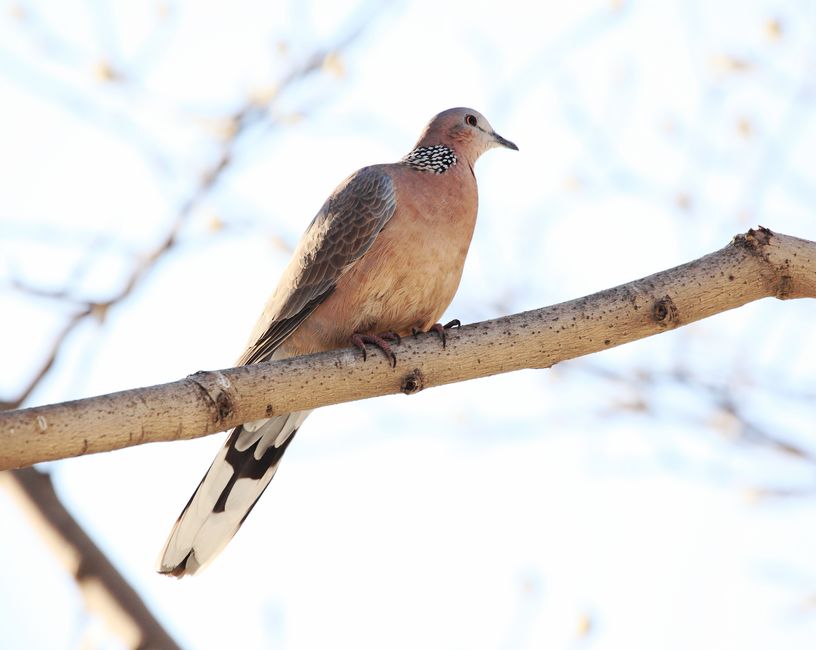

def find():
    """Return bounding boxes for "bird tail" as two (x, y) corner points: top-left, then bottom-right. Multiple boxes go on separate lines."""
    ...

(156, 410), (311, 577)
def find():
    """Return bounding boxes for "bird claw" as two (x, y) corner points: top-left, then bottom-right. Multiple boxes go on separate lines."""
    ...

(351, 332), (398, 368)
(426, 319), (461, 349)
(379, 331), (402, 345)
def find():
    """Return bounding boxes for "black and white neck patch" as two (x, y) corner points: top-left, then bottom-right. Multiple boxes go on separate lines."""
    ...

(400, 144), (457, 174)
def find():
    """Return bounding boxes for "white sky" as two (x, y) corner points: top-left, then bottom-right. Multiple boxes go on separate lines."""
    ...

(1, 0), (816, 648)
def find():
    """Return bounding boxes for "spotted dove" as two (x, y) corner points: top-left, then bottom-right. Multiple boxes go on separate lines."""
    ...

(157, 107), (518, 576)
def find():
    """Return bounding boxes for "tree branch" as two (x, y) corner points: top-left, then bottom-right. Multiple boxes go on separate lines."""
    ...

(0, 467), (181, 649)
(2, 227), (814, 470)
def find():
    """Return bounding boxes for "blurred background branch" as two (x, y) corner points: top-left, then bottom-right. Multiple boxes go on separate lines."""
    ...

(1, 2), (380, 646)
(0, 467), (181, 650)
(1, 1), (815, 649)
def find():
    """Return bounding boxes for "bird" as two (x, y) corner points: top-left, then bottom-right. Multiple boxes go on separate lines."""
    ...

(157, 107), (518, 576)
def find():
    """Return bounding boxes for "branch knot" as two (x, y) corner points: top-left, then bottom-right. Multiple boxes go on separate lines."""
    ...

(188, 371), (235, 425)
(401, 369), (426, 395)
(653, 295), (679, 328)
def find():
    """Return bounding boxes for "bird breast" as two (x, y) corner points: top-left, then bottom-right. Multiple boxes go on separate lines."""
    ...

(283, 164), (478, 355)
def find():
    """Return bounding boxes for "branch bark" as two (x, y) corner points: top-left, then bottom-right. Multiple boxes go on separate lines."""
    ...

(2, 227), (814, 470)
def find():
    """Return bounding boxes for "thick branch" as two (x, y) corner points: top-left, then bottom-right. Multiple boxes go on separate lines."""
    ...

(2, 228), (814, 470)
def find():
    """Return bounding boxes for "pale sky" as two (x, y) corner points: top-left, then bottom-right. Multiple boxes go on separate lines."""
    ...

(1, 1), (816, 648)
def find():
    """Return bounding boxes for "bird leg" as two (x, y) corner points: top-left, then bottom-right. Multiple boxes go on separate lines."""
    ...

(413, 319), (461, 349)
(350, 332), (399, 368)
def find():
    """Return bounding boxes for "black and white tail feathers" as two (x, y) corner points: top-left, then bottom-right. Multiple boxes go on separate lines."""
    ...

(157, 410), (310, 576)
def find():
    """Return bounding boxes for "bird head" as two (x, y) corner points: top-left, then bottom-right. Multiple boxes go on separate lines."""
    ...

(415, 107), (518, 165)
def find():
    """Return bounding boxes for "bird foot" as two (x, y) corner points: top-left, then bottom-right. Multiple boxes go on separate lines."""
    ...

(379, 330), (402, 345)
(412, 319), (461, 349)
(351, 332), (399, 367)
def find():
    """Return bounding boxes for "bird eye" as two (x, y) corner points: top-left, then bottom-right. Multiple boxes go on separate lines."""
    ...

(465, 114), (477, 127)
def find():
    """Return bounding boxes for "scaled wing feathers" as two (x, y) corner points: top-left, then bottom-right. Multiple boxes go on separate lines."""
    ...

(241, 167), (397, 364)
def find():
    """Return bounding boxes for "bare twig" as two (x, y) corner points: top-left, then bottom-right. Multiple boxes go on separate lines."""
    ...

(0, 306), (93, 411)
(574, 363), (816, 463)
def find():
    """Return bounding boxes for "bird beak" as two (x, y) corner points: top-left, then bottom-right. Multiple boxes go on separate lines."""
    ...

(492, 131), (519, 151)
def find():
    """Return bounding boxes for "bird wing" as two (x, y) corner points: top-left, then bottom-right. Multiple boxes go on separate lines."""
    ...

(239, 166), (397, 365)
